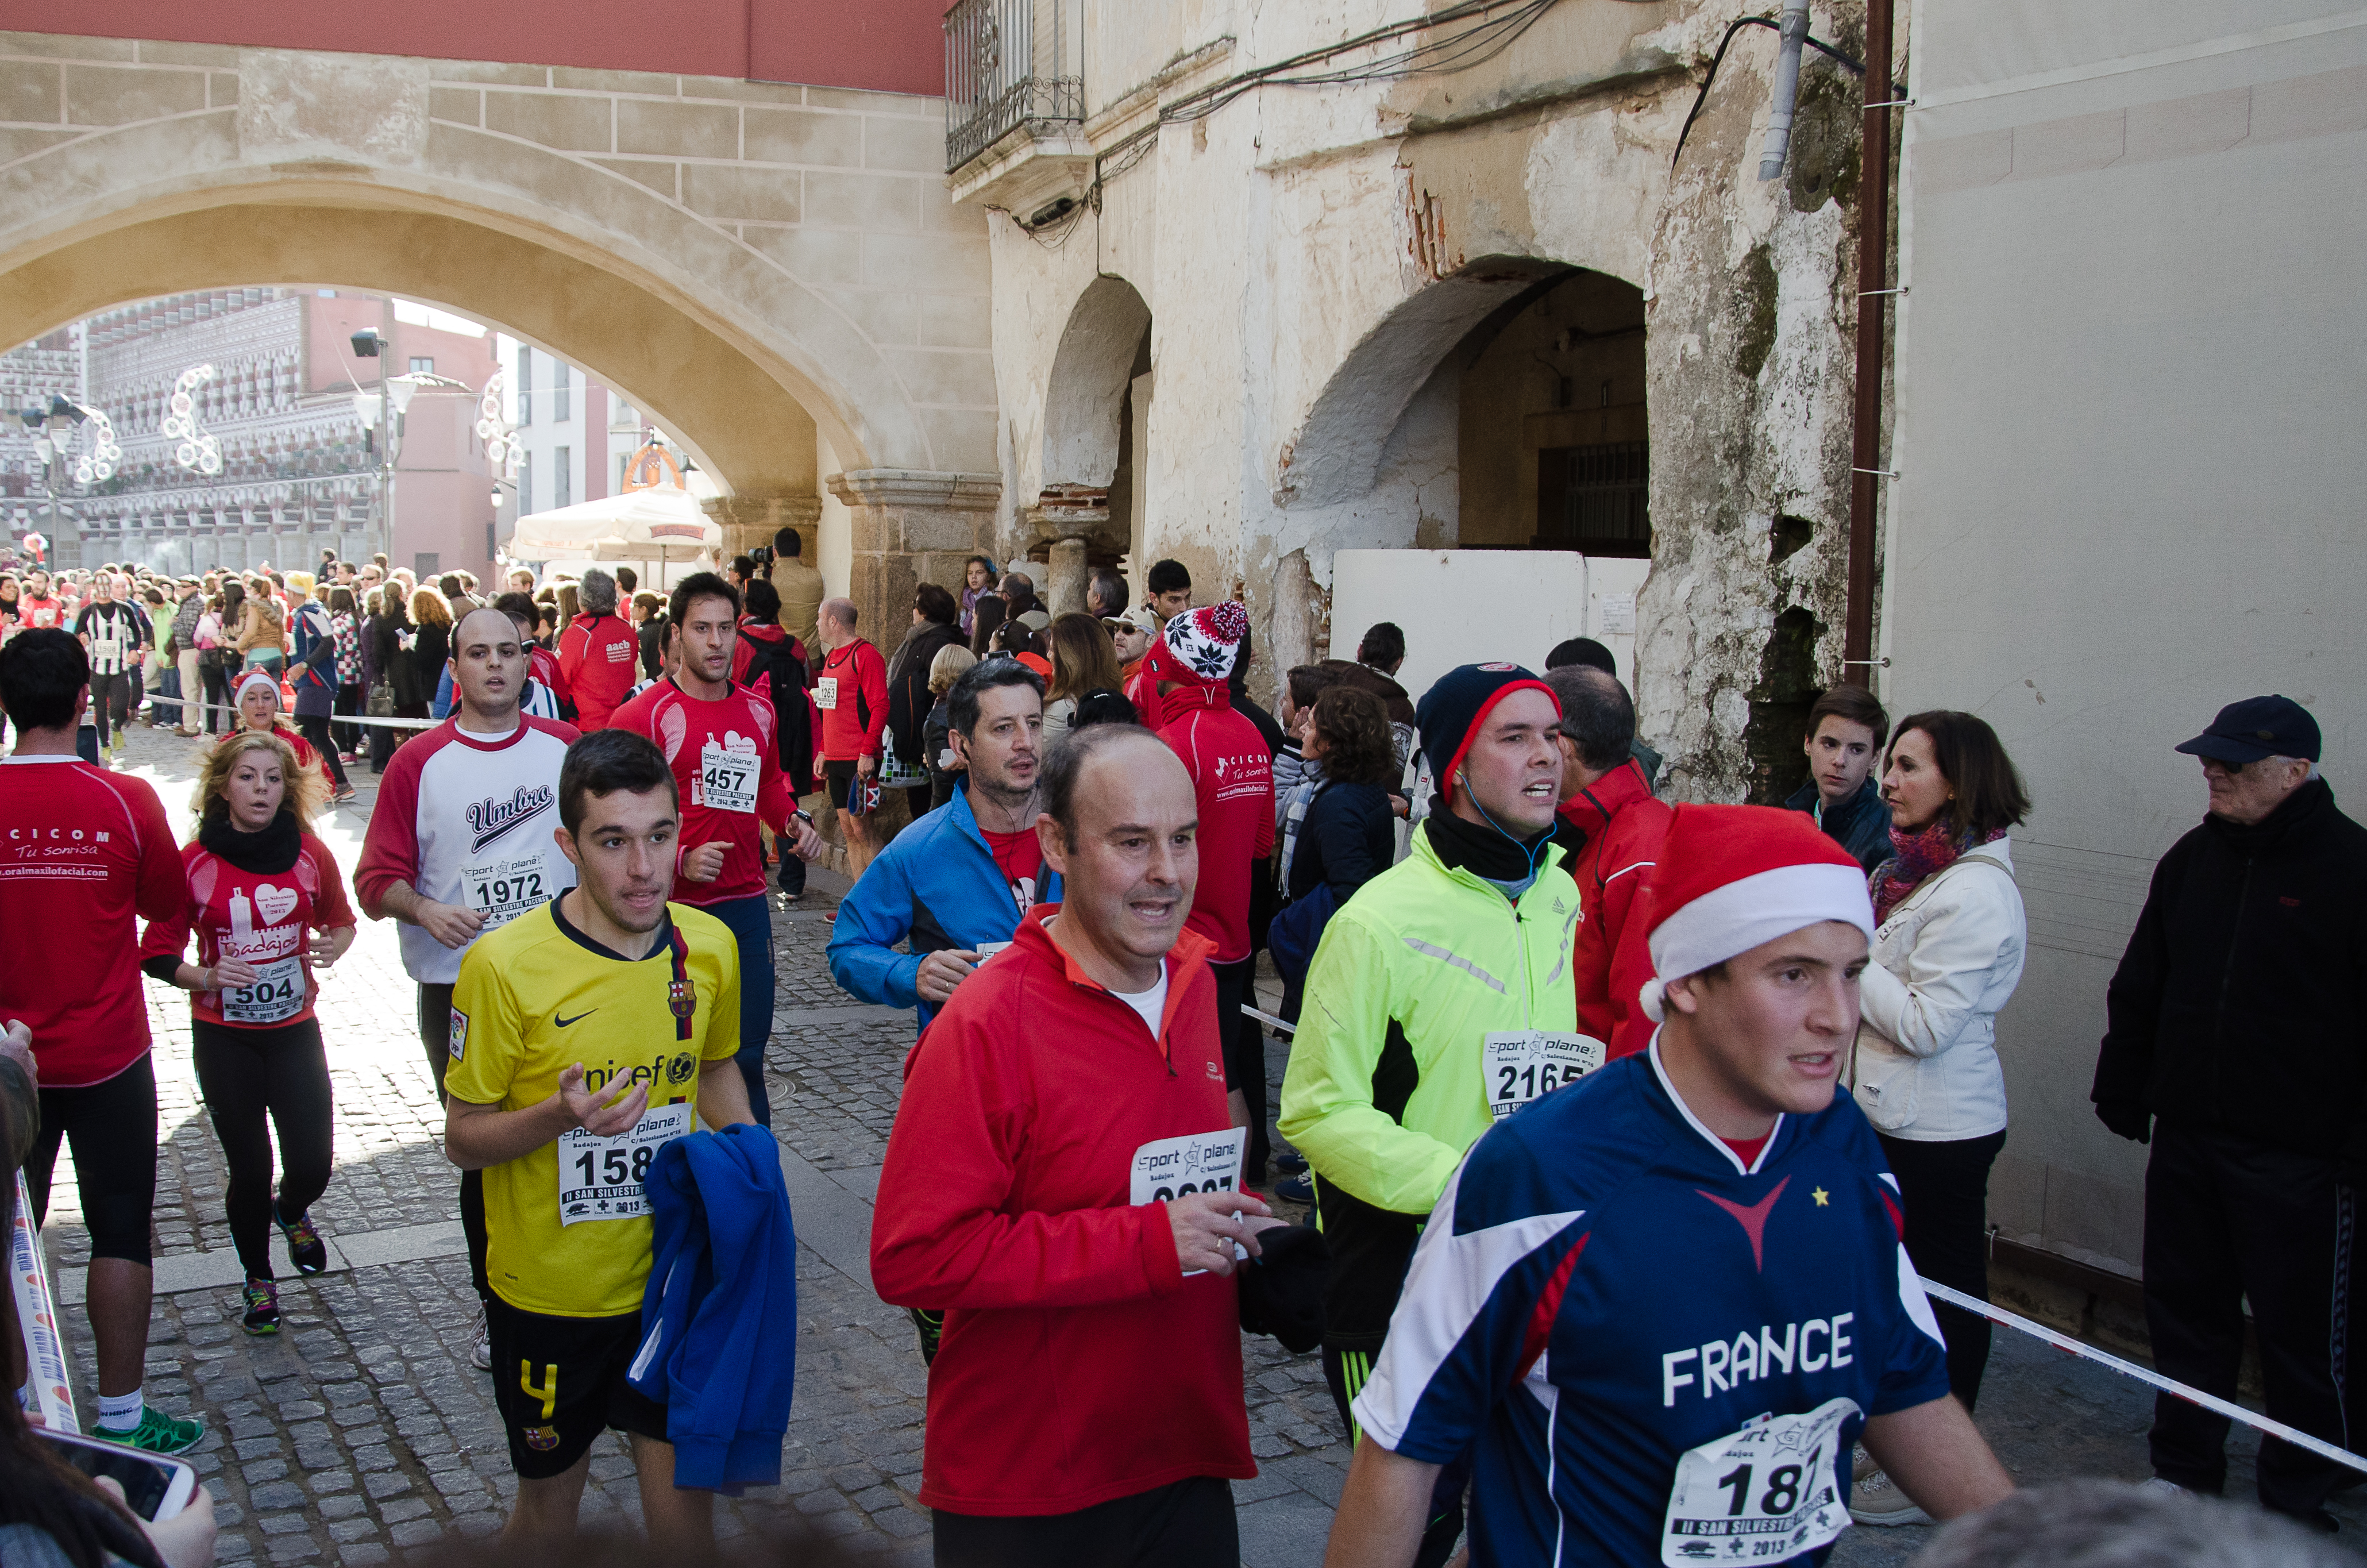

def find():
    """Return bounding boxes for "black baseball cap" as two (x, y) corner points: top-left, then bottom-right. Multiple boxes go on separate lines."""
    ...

(2174, 695), (2319, 765)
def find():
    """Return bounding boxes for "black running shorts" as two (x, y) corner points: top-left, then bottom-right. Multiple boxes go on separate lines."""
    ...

(484, 1295), (668, 1479)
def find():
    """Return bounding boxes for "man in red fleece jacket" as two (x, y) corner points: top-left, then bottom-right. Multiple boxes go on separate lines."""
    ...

(1545, 664), (1672, 1058)
(872, 723), (1275, 1565)
(554, 567), (638, 729)
(814, 596), (888, 876)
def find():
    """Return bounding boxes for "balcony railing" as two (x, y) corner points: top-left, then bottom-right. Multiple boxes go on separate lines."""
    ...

(945, 0), (1084, 173)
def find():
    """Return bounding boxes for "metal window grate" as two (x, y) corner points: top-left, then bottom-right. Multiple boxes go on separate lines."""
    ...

(944, 0), (1085, 173)
(1537, 441), (1649, 556)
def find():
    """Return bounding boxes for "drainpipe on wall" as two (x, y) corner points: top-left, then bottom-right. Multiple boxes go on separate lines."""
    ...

(1756, 0), (1812, 181)
(1844, 0), (1896, 675)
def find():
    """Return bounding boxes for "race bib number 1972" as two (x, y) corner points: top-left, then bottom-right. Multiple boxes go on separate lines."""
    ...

(461, 856), (549, 931)
(1660, 1397), (1858, 1565)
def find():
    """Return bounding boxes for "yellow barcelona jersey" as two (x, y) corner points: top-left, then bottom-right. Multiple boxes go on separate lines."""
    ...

(446, 896), (741, 1316)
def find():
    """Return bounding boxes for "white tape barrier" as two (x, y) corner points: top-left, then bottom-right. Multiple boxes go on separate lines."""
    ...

(138, 692), (440, 730)
(10, 1170), (77, 1432)
(1917, 1277), (2367, 1477)
(1234, 1003), (2367, 1476)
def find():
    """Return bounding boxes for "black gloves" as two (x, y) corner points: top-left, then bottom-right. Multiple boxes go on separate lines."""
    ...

(2094, 1100), (2152, 1144)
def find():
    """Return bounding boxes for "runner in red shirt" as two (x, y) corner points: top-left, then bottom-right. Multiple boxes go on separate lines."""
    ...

(141, 729), (357, 1336)
(17, 568), (67, 631)
(612, 571), (822, 1128)
(1543, 664), (1674, 1059)
(555, 567), (638, 729)
(0, 629), (203, 1453)
(1138, 603), (1278, 1178)
(872, 724), (1275, 1559)
(814, 596), (889, 876)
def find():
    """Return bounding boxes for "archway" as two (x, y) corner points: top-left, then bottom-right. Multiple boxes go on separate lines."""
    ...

(1027, 276), (1151, 610)
(1261, 255), (1650, 683)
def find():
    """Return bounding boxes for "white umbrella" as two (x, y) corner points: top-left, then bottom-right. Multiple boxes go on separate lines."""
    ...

(508, 487), (721, 586)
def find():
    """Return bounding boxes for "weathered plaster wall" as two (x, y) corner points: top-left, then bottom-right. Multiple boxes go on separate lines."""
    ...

(975, 0), (1889, 775)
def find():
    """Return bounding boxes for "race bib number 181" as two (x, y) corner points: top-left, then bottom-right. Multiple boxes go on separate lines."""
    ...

(1660, 1397), (1858, 1565)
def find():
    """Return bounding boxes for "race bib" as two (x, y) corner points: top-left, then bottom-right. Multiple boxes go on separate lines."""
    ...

(814, 676), (839, 710)
(1660, 1397), (1857, 1566)
(699, 738), (758, 814)
(555, 1100), (693, 1226)
(222, 955), (305, 1025)
(1485, 1031), (1607, 1121)
(461, 855), (552, 932)
(1131, 1128), (1248, 1274)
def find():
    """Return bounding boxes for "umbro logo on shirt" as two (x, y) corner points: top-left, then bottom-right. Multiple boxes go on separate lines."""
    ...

(466, 784), (557, 853)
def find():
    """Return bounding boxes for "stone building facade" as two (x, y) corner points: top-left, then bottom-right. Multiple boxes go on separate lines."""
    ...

(957, 0), (1898, 803)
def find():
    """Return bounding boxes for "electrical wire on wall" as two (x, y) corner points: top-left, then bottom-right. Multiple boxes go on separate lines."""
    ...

(1012, 0), (1663, 248)
(1668, 13), (1908, 171)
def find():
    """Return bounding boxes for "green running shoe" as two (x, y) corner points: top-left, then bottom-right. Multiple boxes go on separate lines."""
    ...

(909, 1307), (943, 1366)
(94, 1405), (206, 1455)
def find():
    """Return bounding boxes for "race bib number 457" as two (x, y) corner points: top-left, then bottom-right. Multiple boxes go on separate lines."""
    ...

(1660, 1397), (1858, 1565)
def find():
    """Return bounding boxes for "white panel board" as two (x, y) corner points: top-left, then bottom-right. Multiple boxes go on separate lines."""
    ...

(1330, 549), (1641, 708)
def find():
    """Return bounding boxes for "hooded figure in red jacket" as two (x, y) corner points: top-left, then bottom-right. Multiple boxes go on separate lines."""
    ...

(1545, 664), (1673, 1058)
(872, 724), (1275, 1557)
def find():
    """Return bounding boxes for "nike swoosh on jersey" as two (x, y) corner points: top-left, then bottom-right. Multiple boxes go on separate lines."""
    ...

(555, 1010), (597, 1028)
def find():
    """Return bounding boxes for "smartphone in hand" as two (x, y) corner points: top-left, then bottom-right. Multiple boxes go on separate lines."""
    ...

(37, 1428), (200, 1520)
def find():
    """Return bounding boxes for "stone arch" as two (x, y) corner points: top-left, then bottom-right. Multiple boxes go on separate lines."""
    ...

(1039, 275), (1152, 490)
(1275, 256), (1571, 511)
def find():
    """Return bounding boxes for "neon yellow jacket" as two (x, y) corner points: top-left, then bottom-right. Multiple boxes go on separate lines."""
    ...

(1278, 822), (1583, 1217)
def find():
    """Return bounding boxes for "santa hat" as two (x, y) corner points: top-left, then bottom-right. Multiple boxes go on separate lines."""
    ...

(1637, 804), (1876, 1023)
(1413, 662), (1558, 807)
(233, 669), (282, 707)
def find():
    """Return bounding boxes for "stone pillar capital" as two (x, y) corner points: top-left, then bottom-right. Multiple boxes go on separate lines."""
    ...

(826, 469), (1001, 513)
(824, 469), (1004, 642)
(700, 491), (826, 566)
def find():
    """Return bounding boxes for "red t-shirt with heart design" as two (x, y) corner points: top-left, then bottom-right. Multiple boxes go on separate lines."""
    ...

(141, 831), (357, 1030)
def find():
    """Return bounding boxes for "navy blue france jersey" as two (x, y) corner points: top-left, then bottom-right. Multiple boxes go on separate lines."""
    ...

(1353, 1044), (1950, 1567)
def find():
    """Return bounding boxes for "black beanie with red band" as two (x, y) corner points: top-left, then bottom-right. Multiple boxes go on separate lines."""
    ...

(1413, 661), (1559, 807)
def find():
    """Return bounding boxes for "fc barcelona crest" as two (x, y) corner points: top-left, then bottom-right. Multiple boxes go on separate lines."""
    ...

(668, 978), (696, 1019)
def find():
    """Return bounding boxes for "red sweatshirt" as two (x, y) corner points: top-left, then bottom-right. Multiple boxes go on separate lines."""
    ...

(870, 912), (1255, 1515)
(815, 637), (887, 762)
(141, 832), (357, 1030)
(1159, 695), (1275, 964)
(1560, 757), (1675, 1057)
(611, 676), (795, 907)
(0, 756), (183, 1085)
(527, 644), (572, 716)
(556, 611), (638, 729)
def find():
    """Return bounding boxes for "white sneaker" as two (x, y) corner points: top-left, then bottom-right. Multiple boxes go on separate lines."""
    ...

(2137, 1476), (2193, 1499)
(1848, 1468), (1933, 1527)
(1851, 1444), (1878, 1484)
(471, 1316), (492, 1371)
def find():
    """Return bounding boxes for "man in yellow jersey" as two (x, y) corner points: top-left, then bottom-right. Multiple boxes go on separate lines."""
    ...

(443, 729), (751, 1549)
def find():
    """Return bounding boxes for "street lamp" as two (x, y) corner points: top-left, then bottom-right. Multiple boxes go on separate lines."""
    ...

(18, 396), (112, 567)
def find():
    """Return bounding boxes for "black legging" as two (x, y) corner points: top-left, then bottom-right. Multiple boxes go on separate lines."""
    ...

(1879, 1128), (2007, 1411)
(334, 682), (364, 755)
(201, 660), (233, 734)
(191, 1018), (335, 1282)
(297, 714), (350, 792)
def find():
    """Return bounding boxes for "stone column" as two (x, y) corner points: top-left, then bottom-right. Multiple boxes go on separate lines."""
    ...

(825, 469), (1001, 638)
(1023, 486), (1123, 617)
(701, 492), (823, 568)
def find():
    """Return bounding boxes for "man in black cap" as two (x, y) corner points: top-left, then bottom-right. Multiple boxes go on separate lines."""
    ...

(2092, 694), (2367, 1531)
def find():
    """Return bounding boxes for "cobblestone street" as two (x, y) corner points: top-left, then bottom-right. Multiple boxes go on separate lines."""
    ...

(32, 720), (2367, 1567)
(33, 721), (1353, 1568)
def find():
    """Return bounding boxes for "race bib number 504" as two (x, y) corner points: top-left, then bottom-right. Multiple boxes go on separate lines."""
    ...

(1660, 1397), (1858, 1565)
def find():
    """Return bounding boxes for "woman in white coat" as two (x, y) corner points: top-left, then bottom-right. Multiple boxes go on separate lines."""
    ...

(1848, 711), (2030, 1521)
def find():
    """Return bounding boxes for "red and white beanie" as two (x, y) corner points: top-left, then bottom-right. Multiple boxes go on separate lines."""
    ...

(1637, 803), (1876, 1023)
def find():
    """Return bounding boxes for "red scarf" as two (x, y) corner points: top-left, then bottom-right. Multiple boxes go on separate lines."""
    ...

(1872, 820), (2006, 924)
